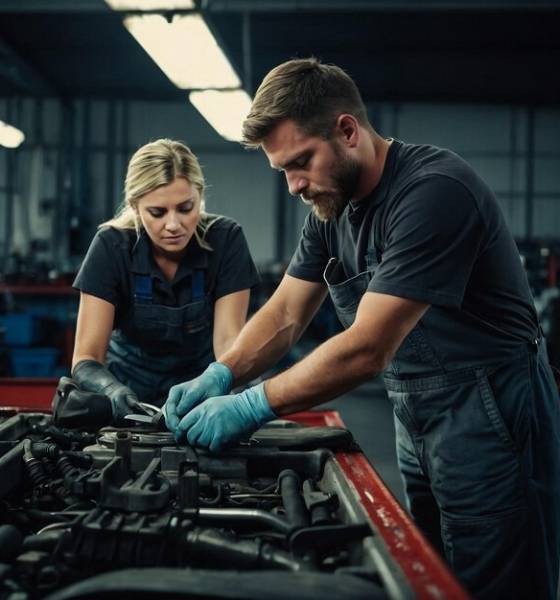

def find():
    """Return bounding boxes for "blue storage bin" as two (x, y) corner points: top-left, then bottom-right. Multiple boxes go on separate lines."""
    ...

(0, 314), (42, 346)
(9, 347), (59, 377)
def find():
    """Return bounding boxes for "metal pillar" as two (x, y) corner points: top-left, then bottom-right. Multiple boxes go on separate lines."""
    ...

(525, 107), (535, 240)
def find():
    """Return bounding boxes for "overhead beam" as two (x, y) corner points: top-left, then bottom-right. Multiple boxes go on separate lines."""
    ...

(0, 0), (112, 12)
(202, 0), (560, 11)
(0, 0), (556, 12)
(0, 36), (58, 95)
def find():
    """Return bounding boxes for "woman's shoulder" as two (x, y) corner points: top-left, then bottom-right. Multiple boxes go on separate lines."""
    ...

(203, 214), (245, 244)
(204, 213), (241, 233)
(95, 226), (137, 249)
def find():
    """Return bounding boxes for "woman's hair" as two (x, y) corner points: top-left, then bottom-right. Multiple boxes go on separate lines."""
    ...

(101, 138), (215, 250)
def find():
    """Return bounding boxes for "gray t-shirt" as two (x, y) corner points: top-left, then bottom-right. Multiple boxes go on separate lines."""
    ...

(74, 215), (259, 329)
(287, 140), (538, 368)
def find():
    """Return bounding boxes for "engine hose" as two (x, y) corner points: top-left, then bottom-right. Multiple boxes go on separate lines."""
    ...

(198, 484), (223, 507)
(30, 442), (61, 460)
(197, 508), (291, 534)
(22, 528), (67, 552)
(56, 456), (76, 478)
(186, 527), (309, 571)
(278, 469), (309, 528)
(23, 439), (49, 487)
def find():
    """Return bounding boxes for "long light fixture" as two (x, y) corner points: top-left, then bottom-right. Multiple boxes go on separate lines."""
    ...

(0, 121), (25, 148)
(105, 1), (250, 141)
(104, 1), (195, 10)
(189, 89), (251, 142)
(124, 13), (240, 89)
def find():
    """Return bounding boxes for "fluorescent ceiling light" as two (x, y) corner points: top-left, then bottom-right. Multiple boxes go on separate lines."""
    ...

(0, 121), (25, 148)
(105, 1), (195, 10)
(189, 89), (252, 142)
(124, 14), (240, 89)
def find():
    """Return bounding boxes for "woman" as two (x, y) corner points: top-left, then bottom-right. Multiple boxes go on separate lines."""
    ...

(71, 139), (259, 420)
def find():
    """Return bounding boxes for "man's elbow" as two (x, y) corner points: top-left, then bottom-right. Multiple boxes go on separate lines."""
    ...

(361, 347), (393, 377)
(346, 327), (396, 376)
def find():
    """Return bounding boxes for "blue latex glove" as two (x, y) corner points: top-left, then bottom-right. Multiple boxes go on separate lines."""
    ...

(164, 362), (233, 432)
(174, 382), (277, 452)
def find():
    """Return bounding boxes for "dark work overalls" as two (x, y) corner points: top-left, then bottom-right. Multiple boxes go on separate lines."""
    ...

(325, 252), (560, 599)
(106, 269), (214, 406)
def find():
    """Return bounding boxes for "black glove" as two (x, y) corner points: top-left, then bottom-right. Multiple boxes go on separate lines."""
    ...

(52, 376), (113, 428)
(72, 360), (141, 424)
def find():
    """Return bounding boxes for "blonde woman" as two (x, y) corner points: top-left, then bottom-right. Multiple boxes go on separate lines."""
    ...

(71, 139), (258, 420)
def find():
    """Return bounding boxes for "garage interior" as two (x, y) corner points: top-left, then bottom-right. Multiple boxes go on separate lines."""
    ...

(0, 1), (559, 598)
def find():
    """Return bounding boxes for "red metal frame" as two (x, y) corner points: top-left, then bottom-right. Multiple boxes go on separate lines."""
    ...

(292, 410), (470, 600)
(0, 377), (59, 410)
(0, 379), (470, 600)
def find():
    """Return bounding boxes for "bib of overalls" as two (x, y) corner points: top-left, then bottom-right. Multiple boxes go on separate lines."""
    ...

(106, 269), (214, 404)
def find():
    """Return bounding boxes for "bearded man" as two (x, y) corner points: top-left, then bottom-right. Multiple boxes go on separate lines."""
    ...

(164, 58), (560, 600)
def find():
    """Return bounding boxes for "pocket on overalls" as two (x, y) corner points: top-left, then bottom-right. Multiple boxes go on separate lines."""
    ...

(323, 258), (371, 329)
(184, 315), (209, 334)
(437, 370), (532, 597)
(180, 300), (213, 351)
(390, 372), (527, 517)
(476, 361), (531, 454)
(440, 506), (530, 600)
(131, 305), (167, 344)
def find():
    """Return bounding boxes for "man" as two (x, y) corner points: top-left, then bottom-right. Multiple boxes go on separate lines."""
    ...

(164, 58), (560, 599)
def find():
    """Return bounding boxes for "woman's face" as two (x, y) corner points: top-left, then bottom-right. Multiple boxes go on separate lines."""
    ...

(136, 177), (201, 257)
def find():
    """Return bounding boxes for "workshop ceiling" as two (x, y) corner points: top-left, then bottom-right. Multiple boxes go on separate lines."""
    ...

(0, 0), (559, 104)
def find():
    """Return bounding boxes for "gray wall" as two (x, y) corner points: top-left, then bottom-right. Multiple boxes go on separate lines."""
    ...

(0, 97), (559, 274)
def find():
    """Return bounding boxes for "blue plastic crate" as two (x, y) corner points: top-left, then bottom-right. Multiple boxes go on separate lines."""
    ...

(9, 347), (59, 377)
(0, 314), (42, 346)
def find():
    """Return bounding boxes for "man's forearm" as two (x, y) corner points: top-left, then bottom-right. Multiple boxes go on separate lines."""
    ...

(265, 326), (390, 415)
(218, 301), (304, 386)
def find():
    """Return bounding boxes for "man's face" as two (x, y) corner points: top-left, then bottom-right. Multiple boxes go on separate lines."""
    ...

(261, 119), (361, 221)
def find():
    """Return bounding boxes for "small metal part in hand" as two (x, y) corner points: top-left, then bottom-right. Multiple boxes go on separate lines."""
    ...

(124, 407), (166, 429)
(137, 402), (161, 415)
(124, 413), (155, 424)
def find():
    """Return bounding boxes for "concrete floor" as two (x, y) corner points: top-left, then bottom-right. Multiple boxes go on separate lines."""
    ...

(318, 376), (406, 507)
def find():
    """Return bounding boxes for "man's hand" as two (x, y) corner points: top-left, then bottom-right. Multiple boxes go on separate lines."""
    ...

(72, 359), (141, 423)
(174, 382), (276, 452)
(164, 362), (233, 432)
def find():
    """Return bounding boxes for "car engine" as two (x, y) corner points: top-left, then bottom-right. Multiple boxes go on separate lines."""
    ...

(0, 410), (395, 599)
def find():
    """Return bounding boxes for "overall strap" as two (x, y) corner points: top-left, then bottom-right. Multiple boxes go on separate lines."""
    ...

(372, 204), (385, 264)
(133, 274), (153, 304)
(191, 269), (205, 301)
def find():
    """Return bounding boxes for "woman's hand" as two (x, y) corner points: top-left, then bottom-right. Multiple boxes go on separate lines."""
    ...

(72, 359), (141, 423)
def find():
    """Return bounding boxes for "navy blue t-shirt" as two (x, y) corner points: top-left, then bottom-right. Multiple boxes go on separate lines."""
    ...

(73, 214), (259, 330)
(287, 140), (538, 370)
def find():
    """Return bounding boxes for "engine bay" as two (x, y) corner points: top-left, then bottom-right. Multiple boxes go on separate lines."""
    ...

(0, 411), (393, 600)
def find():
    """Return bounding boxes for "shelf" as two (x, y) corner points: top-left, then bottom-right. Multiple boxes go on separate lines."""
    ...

(0, 285), (77, 296)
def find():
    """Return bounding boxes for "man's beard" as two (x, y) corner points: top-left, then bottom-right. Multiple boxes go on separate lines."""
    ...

(301, 150), (361, 221)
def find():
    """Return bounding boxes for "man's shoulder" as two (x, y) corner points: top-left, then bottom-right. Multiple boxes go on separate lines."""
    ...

(395, 141), (490, 196)
(396, 141), (473, 182)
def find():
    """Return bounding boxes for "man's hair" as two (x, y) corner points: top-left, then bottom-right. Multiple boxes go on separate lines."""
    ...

(242, 57), (370, 147)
